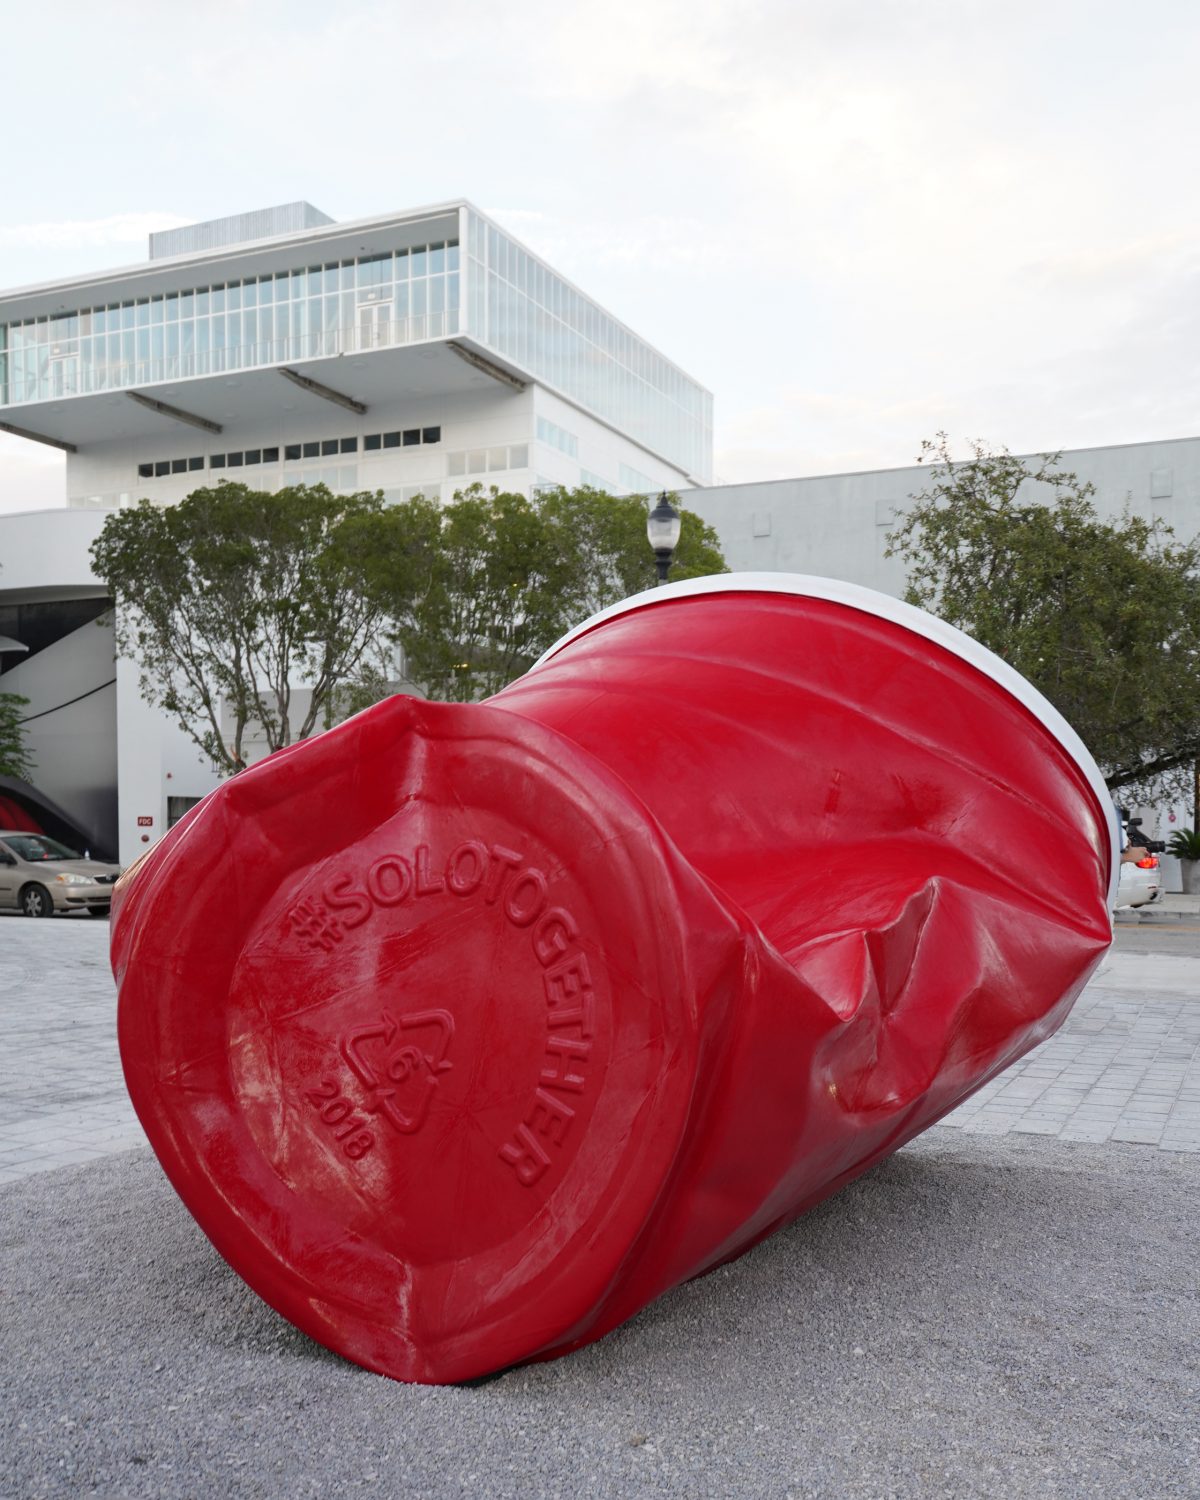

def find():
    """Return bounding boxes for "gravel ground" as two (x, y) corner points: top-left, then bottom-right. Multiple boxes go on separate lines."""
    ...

(1, 1131), (1196, 1500)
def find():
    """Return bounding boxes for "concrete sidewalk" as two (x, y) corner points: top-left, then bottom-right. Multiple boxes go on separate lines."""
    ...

(1158, 892), (1200, 914)
(940, 950), (1200, 1150)
(0, 919), (142, 1187)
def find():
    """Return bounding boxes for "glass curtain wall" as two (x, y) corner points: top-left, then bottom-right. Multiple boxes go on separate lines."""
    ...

(465, 210), (712, 482)
(0, 240), (460, 408)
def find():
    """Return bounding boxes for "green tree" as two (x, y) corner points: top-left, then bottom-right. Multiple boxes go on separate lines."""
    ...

(536, 485), (729, 620)
(886, 434), (1200, 799)
(375, 487), (576, 702)
(0, 691), (34, 781)
(91, 482), (409, 775)
(366, 484), (727, 702)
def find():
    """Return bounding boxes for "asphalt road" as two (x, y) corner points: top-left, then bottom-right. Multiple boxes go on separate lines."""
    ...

(1112, 911), (1200, 959)
(2, 1131), (1197, 1500)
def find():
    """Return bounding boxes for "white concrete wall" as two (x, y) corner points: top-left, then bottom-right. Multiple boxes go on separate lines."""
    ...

(688, 435), (1200, 585)
(686, 469), (908, 591)
(0, 509), (108, 590)
(64, 381), (693, 512)
(531, 386), (692, 497)
(66, 385), (536, 509)
(114, 654), (223, 866)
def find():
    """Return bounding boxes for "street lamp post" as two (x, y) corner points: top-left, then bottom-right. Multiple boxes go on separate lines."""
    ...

(646, 492), (682, 586)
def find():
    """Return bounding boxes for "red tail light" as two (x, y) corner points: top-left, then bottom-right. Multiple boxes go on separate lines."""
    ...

(1136, 855), (1159, 869)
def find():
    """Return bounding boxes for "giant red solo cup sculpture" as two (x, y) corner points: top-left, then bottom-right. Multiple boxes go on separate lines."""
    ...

(112, 576), (1116, 1384)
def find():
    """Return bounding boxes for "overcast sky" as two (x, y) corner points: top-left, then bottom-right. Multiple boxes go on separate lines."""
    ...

(2, 0), (1198, 514)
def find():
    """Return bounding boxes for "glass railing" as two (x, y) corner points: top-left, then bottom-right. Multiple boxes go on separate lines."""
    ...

(1, 311), (462, 406)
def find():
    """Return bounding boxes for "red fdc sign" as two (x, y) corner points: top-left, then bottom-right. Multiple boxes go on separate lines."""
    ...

(137, 816), (154, 827)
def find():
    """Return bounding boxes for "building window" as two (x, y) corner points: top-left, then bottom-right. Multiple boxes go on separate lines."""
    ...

(136, 428), (442, 490)
(167, 796), (204, 829)
(619, 462), (656, 494)
(136, 452), (218, 480)
(291, 463), (359, 494)
(446, 442), (530, 477)
(536, 416), (578, 459)
(362, 427), (440, 450)
(467, 209), (711, 481)
(380, 484), (436, 504)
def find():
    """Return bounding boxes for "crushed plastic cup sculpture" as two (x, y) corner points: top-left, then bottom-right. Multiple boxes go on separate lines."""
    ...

(111, 576), (1117, 1384)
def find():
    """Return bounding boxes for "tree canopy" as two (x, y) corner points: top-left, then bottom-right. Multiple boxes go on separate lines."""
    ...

(91, 482), (398, 775)
(364, 484), (728, 702)
(0, 691), (33, 781)
(91, 480), (728, 767)
(887, 435), (1200, 800)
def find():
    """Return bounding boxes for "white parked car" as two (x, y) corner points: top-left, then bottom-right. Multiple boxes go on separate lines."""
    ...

(1114, 852), (1163, 910)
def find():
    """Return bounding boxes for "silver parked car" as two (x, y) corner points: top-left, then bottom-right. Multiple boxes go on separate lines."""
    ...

(0, 832), (122, 917)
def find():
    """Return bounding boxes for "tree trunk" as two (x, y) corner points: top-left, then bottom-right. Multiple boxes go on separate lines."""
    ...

(1193, 760), (1199, 844)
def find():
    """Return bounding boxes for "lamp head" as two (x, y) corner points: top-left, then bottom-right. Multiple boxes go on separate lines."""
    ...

(646, 492), (682, 553)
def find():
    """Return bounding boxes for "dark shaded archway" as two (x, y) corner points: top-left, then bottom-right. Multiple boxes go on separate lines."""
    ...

(0, 776), (116, 861)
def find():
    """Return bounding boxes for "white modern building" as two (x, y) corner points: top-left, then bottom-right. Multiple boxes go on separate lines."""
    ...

(0, 200), (711, 513)
(686, 434), (1200, 589)
(0, 200), (713, 865)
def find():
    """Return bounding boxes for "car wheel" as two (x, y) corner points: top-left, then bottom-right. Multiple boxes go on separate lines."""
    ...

(87, 906), (111, 919)
(20, 884), (54, 918)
